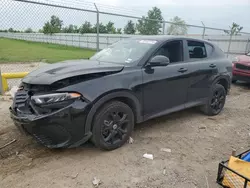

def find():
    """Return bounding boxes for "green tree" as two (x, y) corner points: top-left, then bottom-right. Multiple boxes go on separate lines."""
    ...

(79, 21), (92, 34)
(124, 20), (136, 34)
(167, 16), (188, 35)
(62, 27), (68, 33)
(224, 22), (243, 35)
(73, 25), (79, 33)
(25, 28), (33, 33)
(92, 23), (107, 33)
(99, 23), (107, 33)
(62, 24), (79, 33)
(106, 21), (116, 34)
(8, 28), (14, 32)
(136, 7), (163, 35)
(43, 15), (63, 34)
(43, 22), (52, 34)
(116, 28), (122, 34)
(8, 28), (21, 33)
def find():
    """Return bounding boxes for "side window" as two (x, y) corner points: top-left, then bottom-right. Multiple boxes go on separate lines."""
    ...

(154, 40), (183, 63)
(187, 40), (207, 59)
(205, 43), (213, 56)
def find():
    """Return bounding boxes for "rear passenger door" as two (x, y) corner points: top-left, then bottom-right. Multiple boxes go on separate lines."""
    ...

(185, 40), (218, 106)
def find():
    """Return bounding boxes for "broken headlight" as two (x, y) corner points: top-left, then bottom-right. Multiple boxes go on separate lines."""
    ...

(31, 93), (81, 105)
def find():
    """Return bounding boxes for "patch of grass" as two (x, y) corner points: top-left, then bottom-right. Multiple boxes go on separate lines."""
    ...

(0, 38), (96, 63)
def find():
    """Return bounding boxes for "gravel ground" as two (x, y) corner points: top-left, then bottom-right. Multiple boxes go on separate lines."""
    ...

(0, 83), (250, 188)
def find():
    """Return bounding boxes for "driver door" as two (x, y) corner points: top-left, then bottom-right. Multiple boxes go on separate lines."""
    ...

(142, 40), (190, 119)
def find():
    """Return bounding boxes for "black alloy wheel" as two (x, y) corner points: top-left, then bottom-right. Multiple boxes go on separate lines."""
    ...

(101, 111), (129, 145)
(210, 89), (225, 114)
(201, 84), (226, 116)
(91, 101), (134, 150)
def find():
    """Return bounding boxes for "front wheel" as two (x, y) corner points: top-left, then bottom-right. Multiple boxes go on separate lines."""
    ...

(91, 101), (134, 150)
(201, 84), (226, 116)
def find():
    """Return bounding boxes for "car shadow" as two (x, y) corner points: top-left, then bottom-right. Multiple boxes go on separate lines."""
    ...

(134, 107), (199, 132)
(77, 107), (199, 149)
(67, 107), (200, 152)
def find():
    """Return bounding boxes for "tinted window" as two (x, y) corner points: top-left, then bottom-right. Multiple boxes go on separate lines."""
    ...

(188, 40), (207, 59)
(205, 43), (213, 56)
(154, 40), (183, 63)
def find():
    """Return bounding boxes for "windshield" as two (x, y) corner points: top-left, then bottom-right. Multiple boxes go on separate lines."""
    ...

(247, 52), (250, 56)
(90, 39), (157, 64)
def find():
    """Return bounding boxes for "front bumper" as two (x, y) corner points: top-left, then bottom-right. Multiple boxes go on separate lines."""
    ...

(233, 70), (250, 82)
(10, 100), (92, 148)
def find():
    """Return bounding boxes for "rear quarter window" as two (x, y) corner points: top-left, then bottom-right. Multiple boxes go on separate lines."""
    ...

(205, 43), (214, 56)
(187, 40), (206, 59)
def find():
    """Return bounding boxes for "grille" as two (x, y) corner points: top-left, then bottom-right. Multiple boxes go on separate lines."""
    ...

(33, 133), (54, 146)
(32, 125), (70, 148)
(15, 91), (28, 105)
(13, 90), (33, 114)
(235, 63), (250, 71)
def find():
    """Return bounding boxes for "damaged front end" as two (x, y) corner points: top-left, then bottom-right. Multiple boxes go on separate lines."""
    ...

(10, 60), (124, 148)
(10, 81), (92, 148)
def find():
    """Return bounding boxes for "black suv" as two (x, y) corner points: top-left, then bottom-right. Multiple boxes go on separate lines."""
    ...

(10, 36), (232, 150)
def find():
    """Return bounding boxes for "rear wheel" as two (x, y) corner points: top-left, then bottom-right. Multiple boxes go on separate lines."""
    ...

(91, 101), (134, 150)
(201, 84), (226, 116)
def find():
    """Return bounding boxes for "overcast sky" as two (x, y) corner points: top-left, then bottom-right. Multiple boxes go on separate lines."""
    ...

(0, 0), (250, 33)
(94, 0), (250, 30)
(95, 0), (249, 6)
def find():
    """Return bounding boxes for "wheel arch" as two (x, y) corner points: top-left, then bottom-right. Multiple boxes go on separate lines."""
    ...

(212, 75), (230, 94)
(84, 90), (143, 134)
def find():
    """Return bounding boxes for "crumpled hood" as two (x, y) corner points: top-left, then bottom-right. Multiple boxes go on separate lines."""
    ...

(22, 59), (124, 85)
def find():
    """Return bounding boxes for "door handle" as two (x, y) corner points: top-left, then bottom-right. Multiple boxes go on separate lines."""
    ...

(209, 64), (216, 68)
(178, 68), (188, 73)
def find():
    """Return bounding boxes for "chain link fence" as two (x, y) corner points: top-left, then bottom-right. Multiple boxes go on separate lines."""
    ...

(1, 0), (250, 92)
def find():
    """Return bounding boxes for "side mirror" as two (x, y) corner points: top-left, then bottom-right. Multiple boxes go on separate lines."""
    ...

(148, 55), (170, 67)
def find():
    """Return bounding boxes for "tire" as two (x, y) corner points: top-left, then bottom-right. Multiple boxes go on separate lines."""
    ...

(91, 101), (134, 150)
(200, 84), (226, 116)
